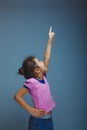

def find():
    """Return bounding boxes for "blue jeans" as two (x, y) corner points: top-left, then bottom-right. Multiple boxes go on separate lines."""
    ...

(28, 116), (54, 130)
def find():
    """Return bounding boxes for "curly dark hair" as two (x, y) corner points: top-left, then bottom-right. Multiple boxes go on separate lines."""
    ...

(18, 56), (37, 79)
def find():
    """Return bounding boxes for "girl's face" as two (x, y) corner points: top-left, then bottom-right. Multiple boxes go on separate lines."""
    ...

(34, 58), (47, 73)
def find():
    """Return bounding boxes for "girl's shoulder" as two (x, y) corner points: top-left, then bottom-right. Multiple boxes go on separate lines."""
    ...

(25, 78), (36, 84)
(24, 78), (37, 90)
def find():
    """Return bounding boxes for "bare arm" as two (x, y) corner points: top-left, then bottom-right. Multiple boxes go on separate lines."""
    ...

(44, 26), (55, 68)
(14, 87), (45, 117)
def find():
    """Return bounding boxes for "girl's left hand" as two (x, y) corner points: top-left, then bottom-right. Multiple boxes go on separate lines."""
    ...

(48, 26), (55, 41)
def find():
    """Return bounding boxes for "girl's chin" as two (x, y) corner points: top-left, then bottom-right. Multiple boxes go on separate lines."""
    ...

(42, 68), (48, 73)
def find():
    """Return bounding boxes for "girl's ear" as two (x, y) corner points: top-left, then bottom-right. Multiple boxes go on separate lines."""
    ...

(34, 67), (40, 74)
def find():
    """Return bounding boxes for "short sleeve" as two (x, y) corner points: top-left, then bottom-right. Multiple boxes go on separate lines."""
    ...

(23, 80), (33, 91)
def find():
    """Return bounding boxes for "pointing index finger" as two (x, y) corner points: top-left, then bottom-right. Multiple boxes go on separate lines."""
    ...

(49, 26), (52, 33)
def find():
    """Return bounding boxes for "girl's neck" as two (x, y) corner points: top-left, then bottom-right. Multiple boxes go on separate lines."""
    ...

(36, 73), (43, 80)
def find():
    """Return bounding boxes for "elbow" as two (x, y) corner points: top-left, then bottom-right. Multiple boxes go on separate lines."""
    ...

(14, 94), (17, 101)
(14, 94), (16, 100)
(14, 94), (19, 102)
(14, 93), (23, 103)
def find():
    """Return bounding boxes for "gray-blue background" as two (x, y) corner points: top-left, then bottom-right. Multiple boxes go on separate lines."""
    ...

(0, 0), (87, 130)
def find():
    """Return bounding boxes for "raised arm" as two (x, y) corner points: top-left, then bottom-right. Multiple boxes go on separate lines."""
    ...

(44, 26), (55, 68)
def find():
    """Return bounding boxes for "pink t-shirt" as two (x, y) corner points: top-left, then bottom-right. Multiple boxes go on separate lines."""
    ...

(24, 76), (55, 113)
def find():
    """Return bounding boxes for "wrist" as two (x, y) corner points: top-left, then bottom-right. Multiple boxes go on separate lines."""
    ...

(27, 106), (33, 113)
(48, 38), (53, 43)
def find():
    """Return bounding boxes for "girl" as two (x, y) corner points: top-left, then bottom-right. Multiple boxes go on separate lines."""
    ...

(14, 26), (55, 130)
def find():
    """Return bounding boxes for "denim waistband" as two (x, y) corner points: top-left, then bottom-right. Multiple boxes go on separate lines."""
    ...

(31, 113), (52, 119)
